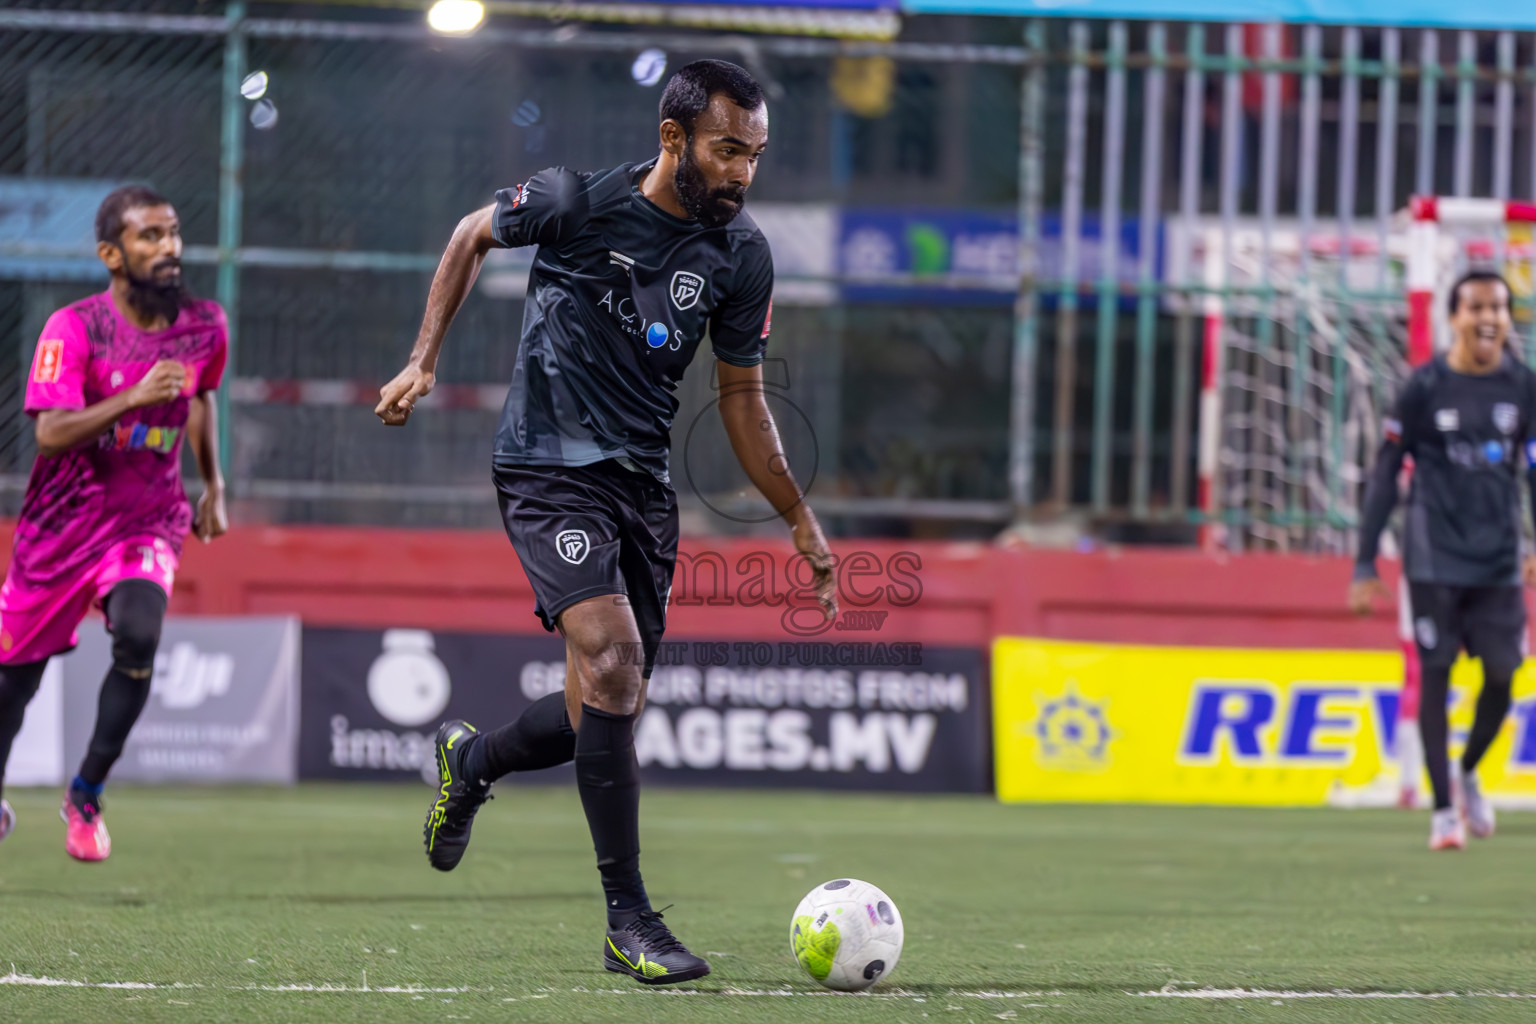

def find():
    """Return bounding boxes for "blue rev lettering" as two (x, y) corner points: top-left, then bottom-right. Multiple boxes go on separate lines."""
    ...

(1373, 688), (1400, 757)
(1183, 685), (1275, 759)
(1510, 698), (1536, 768)
(1280, 687), (1361, 762)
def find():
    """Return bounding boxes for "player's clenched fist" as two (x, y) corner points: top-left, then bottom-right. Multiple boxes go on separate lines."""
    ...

(376, 364), (435, 426)
(127, 360), (186, 408)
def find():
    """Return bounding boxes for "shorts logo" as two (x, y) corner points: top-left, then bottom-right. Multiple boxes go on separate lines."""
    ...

(1494, 402), (1519, 435)
(670, 271), (705, 311)
(33, 338), (64, 384)
(1435, 408), (1459, 432)
(556, 529), (590, 565)
(1416, 616), (1438, 651)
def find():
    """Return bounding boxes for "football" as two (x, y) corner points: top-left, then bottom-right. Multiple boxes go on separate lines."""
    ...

(790, 878), (904, 991)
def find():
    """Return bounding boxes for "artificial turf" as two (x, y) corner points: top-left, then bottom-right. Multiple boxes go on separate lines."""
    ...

(1, 784), (1533, 1022)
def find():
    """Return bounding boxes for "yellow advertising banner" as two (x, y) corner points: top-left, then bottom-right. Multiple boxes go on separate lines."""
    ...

(993, 637), (1536, 806)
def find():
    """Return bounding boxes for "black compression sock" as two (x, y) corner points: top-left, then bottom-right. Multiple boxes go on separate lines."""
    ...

(1419, 662), (1453, 811)
(0, 659), (49, 803)
(78, 665), (154, 787)
(1461, 669), (1514, 774)
(465, 692), (575, 781)
(574, 703), (650, 927)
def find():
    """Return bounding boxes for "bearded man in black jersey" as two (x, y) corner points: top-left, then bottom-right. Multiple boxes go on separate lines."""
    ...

(1351, 271), (1536, 851)
(375, 60), (837, 983)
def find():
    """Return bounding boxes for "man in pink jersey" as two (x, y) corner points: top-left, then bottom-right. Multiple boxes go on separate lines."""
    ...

(0, 185), (228, 860)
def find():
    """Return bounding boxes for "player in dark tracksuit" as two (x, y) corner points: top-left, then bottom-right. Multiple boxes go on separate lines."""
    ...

(1352, 271), (1536, 850)
(374, 61), (838, 982)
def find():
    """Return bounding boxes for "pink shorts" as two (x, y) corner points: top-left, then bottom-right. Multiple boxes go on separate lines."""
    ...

(0, 536), (177, 665)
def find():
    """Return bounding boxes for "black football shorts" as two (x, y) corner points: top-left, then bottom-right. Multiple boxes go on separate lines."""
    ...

(494, 460), (678, 678)
(1407, 582), (1527, 674)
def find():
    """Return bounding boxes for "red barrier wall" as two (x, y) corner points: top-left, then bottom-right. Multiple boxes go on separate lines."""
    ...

(0, 524), (1406, 651)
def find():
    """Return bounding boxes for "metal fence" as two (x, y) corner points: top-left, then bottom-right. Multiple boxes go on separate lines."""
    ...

(3, 3), (1535, 546)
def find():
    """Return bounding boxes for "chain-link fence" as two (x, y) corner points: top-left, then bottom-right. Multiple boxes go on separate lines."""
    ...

(3, 3), (1536, 546)
(0, 1), (1025, 538)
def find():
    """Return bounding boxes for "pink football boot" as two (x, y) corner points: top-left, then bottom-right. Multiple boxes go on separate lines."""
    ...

(61, 787), (111, 862)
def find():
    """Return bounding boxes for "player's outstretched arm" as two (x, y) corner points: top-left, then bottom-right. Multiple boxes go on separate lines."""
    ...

(1349, 430), (1408, 615)
(376, 204), (499, 426)
(716, 359), (838, 622)
(34, 359), (186, 457)
(187, 391), (227, 542)
(1522, 442), (1536, 588)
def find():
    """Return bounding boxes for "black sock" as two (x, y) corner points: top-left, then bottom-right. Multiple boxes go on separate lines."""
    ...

(466, 692), (575, 782)
(1460, 668), (1514, 774)
(77, 579), (165, 787)
(0, 659), (49, 803)
(574, 703), (650, 927)
(1419, 662), (1453, 811)
(79, 665), (154, 786)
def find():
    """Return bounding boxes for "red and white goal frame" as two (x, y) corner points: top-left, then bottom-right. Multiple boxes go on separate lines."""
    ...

(1407, 196), (1536, 363)
(1394, 195), (1536, 806)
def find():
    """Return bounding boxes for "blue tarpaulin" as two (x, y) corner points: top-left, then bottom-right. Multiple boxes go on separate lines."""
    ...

(903, 0), (1536, 30)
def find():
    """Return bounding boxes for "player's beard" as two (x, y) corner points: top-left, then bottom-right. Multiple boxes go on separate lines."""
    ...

(675, 144), (746, 228)
(125, 259), (190, 326)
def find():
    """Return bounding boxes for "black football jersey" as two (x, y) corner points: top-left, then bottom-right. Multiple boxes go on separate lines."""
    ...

(488, 160), (773, 485)
(1386, 354), (1536, 585)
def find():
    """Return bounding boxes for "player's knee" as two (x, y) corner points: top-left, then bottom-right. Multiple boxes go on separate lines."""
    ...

(573, 642), (642, 713)
(0, 660), (47, 706)
(106, 582), (166, 674)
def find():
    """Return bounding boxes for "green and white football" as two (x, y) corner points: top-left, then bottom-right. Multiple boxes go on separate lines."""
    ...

(789, 878), (904, 991)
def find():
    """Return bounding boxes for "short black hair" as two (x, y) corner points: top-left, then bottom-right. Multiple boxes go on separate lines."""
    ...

(659, 59), (764, 139)
(1447, 269), (1511, 315)
(96, 184), (171, 246)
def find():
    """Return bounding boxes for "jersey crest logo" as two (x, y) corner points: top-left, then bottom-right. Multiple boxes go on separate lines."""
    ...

(1415, 616), (1438, 651)
(1434, 408), (1459, 432)
(1494, 402), (1519, 435)
(670, 271), (705, 311)
(33, 338), (64, 384)
(556, 529), (590, 565)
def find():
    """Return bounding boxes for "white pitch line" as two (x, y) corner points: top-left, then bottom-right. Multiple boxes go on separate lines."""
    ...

(1137, 987), (1536, 1000)
(0, 972), (485, 995)
(0, 971), (1061, 1002)
(0, 971), (199, 990)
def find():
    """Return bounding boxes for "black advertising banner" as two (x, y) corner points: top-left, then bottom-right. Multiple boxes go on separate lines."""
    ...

(301, 628), (989, 793)
(300, 628), (567, 784)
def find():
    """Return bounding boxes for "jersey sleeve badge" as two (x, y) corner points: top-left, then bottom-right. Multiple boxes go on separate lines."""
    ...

(1382, 416), (1402, 443)
(33, 338), (64, 384)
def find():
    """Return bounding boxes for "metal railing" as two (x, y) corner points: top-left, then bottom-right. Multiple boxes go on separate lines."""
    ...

(3, 4), (1535, 545)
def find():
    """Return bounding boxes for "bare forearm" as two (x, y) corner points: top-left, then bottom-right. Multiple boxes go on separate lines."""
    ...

(408, 211), (494, 370)
(719, 393), (808, 523)
(35, 393), (137, 457)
